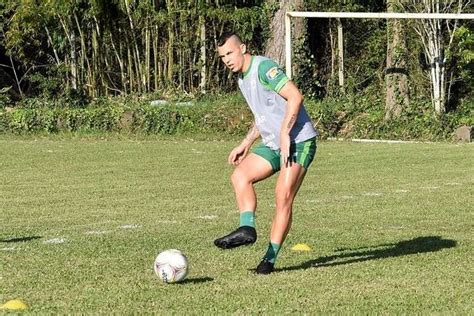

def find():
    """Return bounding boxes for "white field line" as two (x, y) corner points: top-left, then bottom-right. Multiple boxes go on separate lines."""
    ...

(395, 189), (409, 193)
(43, 238), (66, 244)
(156, 220), (178, 224)
(42, 220), (118, 234)
(197, 215), (218, 220)
(353, 139), (435, 144)
(422, 186), (440, 190)
(1, 247), (17, 251)
(327, 137), (436, 144)
(85, 230), (109, 235)
(329, 138), (474, 144)
(119, 224), (142, 229)
(341, 195), (354, 199)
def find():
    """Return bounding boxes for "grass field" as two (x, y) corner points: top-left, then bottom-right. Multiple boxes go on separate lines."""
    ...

(1, 136), (473, 313)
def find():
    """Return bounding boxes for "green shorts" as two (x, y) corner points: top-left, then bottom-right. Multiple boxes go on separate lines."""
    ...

(251, 137), (317, 172)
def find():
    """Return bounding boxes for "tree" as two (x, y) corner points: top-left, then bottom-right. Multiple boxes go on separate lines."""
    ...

(199, 0), (209, 92)
(385, 0), (410, 120)
(404, 0), (471, 116)
(265, 0), (305, 67)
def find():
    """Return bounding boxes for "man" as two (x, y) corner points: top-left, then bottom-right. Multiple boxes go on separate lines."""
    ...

(214, 32), (317, 274)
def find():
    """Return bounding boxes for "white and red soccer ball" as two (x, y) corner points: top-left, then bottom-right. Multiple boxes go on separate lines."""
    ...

(154, 249), (188, 283)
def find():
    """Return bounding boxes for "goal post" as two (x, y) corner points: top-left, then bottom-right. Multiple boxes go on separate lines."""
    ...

(285, 11), (474, 79)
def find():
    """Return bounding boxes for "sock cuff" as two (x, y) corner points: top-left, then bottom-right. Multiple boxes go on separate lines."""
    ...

(264, 242), (281, 264)
(270, 242), (280, 248)
(239, 211), (256, 228)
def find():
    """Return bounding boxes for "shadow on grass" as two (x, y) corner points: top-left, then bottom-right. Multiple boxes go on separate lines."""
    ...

(1, 236), (42, 243)
(277, 236), (456, 272)
(180, 277), (214, 284)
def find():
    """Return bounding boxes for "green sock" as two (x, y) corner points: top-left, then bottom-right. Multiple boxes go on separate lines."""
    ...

(239, 211), (255, 228)
(263, 242), (281, 264)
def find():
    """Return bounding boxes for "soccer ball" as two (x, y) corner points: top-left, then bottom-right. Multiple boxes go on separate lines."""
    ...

(154, 249), (188, 283)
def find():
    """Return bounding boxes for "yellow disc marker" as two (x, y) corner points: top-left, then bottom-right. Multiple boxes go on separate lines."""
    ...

(1, 299), (28, 310)
(291, 243), (312, 251)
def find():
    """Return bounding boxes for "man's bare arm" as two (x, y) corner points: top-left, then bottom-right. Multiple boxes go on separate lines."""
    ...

(241, 122), (260, 147)
(228, 122), (260, 165)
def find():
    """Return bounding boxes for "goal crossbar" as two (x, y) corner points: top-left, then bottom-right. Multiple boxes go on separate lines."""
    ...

(287, 11), (474, 20)
(285, 11), (474, 78)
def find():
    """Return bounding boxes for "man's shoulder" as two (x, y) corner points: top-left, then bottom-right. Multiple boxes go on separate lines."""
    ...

(256, 57), (280, 73)
(255, 57), (288, 92)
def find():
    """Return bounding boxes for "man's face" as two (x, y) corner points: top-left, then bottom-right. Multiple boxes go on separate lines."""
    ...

(217, 36), (245, 73)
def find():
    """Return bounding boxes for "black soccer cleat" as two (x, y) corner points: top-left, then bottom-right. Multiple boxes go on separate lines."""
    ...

(255, 259), (274, 275)
(214, 226), (257, 249)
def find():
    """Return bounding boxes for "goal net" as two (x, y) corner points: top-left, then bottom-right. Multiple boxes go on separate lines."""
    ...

(284, 11), (474, 113)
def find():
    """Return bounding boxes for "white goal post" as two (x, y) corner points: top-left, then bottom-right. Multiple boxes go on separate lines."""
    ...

(285, 11), (474, 79)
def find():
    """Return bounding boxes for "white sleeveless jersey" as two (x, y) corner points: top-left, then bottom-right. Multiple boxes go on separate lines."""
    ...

(238, 56), (317, 150)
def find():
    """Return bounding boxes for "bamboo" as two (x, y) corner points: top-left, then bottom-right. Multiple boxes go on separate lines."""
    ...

(110, 28), (126, 94)
(166, 0), (175, 85)
(73, 13), (88, 89)
(44, 26), (61, 66)
(145, 17), (151, 92)
(153, 24), (159, 91)
(127, 45), (134, 92)
(125, 0), (143, 93)
(9, 56), (23, 97)
(59, 15), (77, 91)
(92, 27), (98, 97)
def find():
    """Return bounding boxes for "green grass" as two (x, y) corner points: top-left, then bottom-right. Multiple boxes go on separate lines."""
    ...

(1, 136), (473, 313)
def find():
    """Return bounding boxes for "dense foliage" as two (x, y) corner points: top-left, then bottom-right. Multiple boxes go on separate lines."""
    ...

(0, 0), (269, 98)
(0, 1), (472, 139)
(1, 93), (471, 141)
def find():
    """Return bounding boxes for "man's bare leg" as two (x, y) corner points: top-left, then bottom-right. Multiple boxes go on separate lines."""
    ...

(256, 162), (306, 274)
(271, 162), (306, 244)
(214, 154), (274, 249)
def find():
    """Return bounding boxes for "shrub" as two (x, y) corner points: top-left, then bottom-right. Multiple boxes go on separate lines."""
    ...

(0, 93), (471, 141)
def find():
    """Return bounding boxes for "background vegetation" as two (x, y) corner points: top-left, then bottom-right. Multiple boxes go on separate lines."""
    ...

(1, 93), (471, 140)
(0, 1), (473, 139)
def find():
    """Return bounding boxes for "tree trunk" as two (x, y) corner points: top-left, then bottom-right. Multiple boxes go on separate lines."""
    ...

(92, 27), (98, 97)
(44, 26), (61, 66)
(385, 0), (409, 120)
(145, 17), (151, 92)
(407, 0), (465, 116)
(265, 0), (305, 67)
(125, 0), (142, 93)
(59, 15), (77, 91)
(9, 56), (23, 97)
(166, 0), (175, 85)
(199, 8), (207, 92)
(110, 28), (126, 94)
(178, 11), (184, 90)
(73, 13), (87, 92)
(127, 44), (134, 92)
(329, 20), (335, 80)
(429, 25), (445, 116)
(93, 17), (105, 96)
(70, 26), (77, 91)
(325, 19), (337, 96)
(153, 24), (159, 91)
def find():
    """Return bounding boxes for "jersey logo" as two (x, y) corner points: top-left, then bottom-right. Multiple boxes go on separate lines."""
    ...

(266, 67), (280, 81)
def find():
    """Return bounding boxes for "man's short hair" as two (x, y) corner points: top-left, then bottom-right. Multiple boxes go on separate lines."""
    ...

(217, 31), (241, 47)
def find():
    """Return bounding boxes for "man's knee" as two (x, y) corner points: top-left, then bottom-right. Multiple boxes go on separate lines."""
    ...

(231, 168), (250, 188)
(275, 185), (295, 207)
